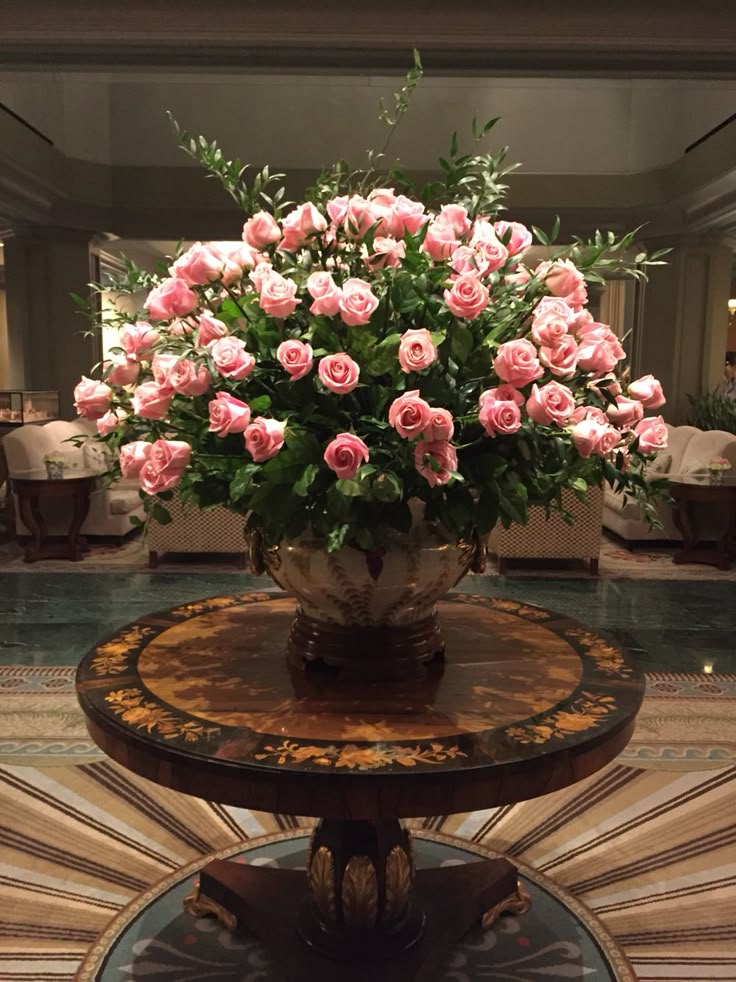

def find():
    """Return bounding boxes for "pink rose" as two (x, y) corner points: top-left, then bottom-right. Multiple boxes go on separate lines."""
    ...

(120, 322), (159, 361)
(307, 271), (342, 316)
(151, 353), (179, 395)
(168, 319), (193, 337)
(598, 425), (623, 456)
(277, 339), (314, 381)
(145, 278), (198, 321)
(195, 311), (229, 349)
(571, 418), (608, 458)
(398, 328), (438, 373)
(208, 241), (258, 286)
(469, 221), (509, 274)
(393, 195), (427, 235)
(169, 242), (222, 286)
(577, 335), (621, 374)
(368, 187), (397, 208)
(367, 236), (406, 270)
(131, 381), (173, 420)
(107, 356), (140, 387)
(505, 265), (531, 287)
(479, 384), (524, 407)
(606, 396), (644, 429)
(526, 381), (576, 427)
(494, 339), (544, 387)
(439, 204), (471, 237)
(570, 309), (595, 335)
(343, 195), (380, 239)
(531, 297), (574, 347)
(414, 439), (458, 487)
(242, 211), (281, 249)
(424, 216), (460, 261)
(628, 374), (666, 409)
(73, 376), (112, 420)
(244, 418), (286, 462)
(539, 336), (579, 378)
(422, 408), (454, 442)
(280, 202), (327, 251)
(249, 261), (274, 292)
(96, 408), (127, 437)
(208, 392), (251, 435)
(634, 415), (668, 454)
(318, 353), (360, 394)
(570, 405), (608, 426)
(444, 274), (490, 320)
(258, 271), (301, 319)
(119, 441), (152, 478)
(388, 390), (433, 439)
(139, 439), (191, 495)
(450, 246), (482, 277)
(536, 259), (588, 310)
(324, 432), (370, 479)
(170, 359), (211, 396)
(210, 337), (256, 380)
(338, 278), (379, 327)
(326, 195), (350, 226)
(494, 220), (532, 257)
(479, 399), (522, 437)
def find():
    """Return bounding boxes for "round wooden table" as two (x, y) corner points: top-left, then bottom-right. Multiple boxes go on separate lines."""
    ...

(670, 474), (736, 570)
(11, 470), (96, 562)
(76, 592), (644, 982)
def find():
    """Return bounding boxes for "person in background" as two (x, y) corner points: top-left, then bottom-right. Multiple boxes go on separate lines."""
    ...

(724, 352), (736, 401)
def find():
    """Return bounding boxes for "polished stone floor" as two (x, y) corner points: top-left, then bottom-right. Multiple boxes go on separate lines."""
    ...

(1, 571), (733, 674)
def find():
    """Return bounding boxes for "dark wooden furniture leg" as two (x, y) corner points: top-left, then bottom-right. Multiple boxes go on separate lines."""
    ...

(148, 550), (159, 569)
(497, 556), (508, 574)
(184, 819), (530, 982)
(68, 487), (91, 561)
(18, 492), (43, 562)
(589, 556), (599, 575)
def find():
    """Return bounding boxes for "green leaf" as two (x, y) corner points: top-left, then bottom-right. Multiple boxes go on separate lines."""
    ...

(230, 463), (259, 502)
(249, 394), (272, 413)
(570, 477), (588, 492)
(293, 463), (319, 497)
(476, 489), (499, 533)
(151, 502), (172, 525)
(335, 478), (365, 497)
(372, 471), (402, 502)
(450, 325), (473, 364)
(327, 523), (349, 553)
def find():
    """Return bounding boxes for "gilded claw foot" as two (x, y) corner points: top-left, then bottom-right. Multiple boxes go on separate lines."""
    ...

(183, 881), (238, 931)
(481, 879), (532, 929)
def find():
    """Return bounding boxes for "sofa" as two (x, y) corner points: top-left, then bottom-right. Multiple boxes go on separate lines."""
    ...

(146, 491), (247, 567)
(603, 424), (736, 542)
(489, 486), (604, 574)
(1, 420), (145, 538)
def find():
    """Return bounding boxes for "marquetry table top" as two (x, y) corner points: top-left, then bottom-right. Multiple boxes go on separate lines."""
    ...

(76, 592), (644, 819)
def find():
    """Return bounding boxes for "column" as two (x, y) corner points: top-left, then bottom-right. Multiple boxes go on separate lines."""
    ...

(4, 227), (99, 418)
(638, 235), (732, 424)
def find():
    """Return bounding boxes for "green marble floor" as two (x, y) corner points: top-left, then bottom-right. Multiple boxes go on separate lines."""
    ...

(1, 571), (734, 674)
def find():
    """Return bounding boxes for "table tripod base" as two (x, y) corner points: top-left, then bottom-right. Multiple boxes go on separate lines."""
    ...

(184, 854), (530, 982)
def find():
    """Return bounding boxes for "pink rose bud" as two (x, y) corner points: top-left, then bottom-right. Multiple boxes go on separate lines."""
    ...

(170, 359), (211, 397)
(307, 271), (342, 316)
(338, 277), (380, 327)
(479, 384), (524, 407)
(634, 415), (669, 454)
(605, 396), (644, 429)
(324, 432), (370, 480)
(277, 339), (314, 381)
(242, 211), (281, 249)
(244, 418), (286, 462)
(505, 265), (531, 287)
(258, 271), (301, 319)
(367, 236), (406, 270)
(326, 195), (350, 226)
(444, 274), (490, 320)
(318, 353), (360, 395)
(208, 392), (251, 435)
(107, 356), (140, 387)
(526, 381), (576, 428)
(398, 328), (438, 374)
(539, 336), (579, 379)
(493, 339), (544, 388)
(73, 376), (112, 420)
(393, 194), (427, 235)
(120, 322), (160, 360)
(139, 439), (191, 495)
(210, 337), (256, 381)
(249, 261), (274, 291)
(279, 202), (328, 251)
(195, 311), (229, 349)
(422, 408), (455, 442)
(423, 216), (460, 261)
(479, 399), (522, 437)
(571, 417), (609, 457)
(493, 220), (532, 257)
(96, 408), (127, 437)
(598, 424), (623, 456)
(577, 336), (621, 374)
(469, 222), (509, 274)
(414, 439), (458, 487)
(535, 259), (588, 310)
(131, 381), (173, 420)
(531, 297), (574, 347)
(388, 390), (433, 439)
(343, 195), (380, 239)
(168, 319), (194, 337)
(151, 353), (180, 395)
(628, 374), (666, 409)
(145, 278), (198, 321)
(208, 241), (258, 286)
(439, 203), (471, 237)
(119, 440), (152, 478)
(169, 242), (223, 286)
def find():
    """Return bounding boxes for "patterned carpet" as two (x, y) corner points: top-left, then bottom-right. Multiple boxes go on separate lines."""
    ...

(0, 668), (735, 980)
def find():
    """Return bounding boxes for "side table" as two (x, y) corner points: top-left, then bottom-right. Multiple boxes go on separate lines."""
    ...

(10, 471), (96, 562)
(670, 475), (736, 570)
(76, 592), (644, 982)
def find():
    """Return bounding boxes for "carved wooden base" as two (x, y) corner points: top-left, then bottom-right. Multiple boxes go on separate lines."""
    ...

(184, 822), (531, 982)
(287, 607), (445, 681)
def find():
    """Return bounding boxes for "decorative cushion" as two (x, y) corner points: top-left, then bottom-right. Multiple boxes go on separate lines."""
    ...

(83, 441), (114, 474)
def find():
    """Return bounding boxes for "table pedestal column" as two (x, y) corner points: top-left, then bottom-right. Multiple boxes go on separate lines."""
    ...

(184, 818), (530, 982)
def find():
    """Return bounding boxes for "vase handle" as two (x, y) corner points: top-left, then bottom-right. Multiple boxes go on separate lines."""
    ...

(469, 528), (488, 574)
(247, 529), (267, 576)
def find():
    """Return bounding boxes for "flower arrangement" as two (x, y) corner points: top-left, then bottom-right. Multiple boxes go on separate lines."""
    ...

(74, 54), (669, 553)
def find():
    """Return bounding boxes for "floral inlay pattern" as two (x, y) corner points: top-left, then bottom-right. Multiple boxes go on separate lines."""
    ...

(254, 739), (468, 770)
(505, 691), (617, 745)
(105, 688), (220, 742)
(564, 628), (632, 677)
(91, 627), (154, 675)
